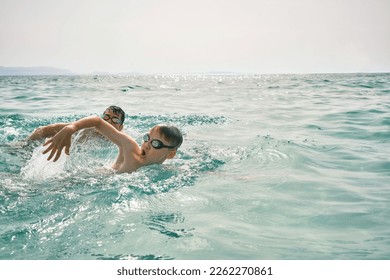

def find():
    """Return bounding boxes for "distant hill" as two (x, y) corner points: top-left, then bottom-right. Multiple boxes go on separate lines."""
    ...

(0, 66), (75, 76)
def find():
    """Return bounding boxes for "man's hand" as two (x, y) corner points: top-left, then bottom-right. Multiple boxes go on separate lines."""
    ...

(28, 123), (68, 141)
(28, 127), (46, 141)
(42, 125), (74, 162)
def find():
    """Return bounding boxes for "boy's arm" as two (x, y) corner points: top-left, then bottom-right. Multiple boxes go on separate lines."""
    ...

(28, 123), (69, 141)
(43, 115), (134, 162)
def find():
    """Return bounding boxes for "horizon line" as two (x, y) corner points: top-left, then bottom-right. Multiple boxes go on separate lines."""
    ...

(1, 65), (389, 76)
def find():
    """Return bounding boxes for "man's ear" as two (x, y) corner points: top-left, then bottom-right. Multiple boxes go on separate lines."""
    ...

(166, 149), (177, 159)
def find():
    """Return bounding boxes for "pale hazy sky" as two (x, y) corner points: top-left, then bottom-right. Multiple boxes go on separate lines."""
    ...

(1, 0), (389, 74)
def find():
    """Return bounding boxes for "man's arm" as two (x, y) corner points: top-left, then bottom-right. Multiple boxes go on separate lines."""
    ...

(43, 115), (135, 162)
(28, 123), (69, 141)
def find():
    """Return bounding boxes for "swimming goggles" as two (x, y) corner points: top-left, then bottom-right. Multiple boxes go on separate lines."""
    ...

(102, 114), (122, 124)
(143, 133), (177, 149)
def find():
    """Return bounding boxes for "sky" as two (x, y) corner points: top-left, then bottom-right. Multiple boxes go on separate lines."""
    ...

(1, 0), (389, 74)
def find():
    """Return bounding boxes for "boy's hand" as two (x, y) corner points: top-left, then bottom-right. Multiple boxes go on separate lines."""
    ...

(43, 126), (74, 162)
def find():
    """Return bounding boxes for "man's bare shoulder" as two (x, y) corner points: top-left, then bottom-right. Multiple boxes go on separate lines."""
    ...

(119, 132), (140, 150)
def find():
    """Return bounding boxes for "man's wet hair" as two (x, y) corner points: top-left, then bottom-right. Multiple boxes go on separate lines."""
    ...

(157, 125), (183, 149)
(106, 106), (126, 124)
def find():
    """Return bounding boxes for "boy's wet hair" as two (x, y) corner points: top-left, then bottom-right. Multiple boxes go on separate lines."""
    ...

(106, 106), (126, 124)
(156, 125), (183, 149)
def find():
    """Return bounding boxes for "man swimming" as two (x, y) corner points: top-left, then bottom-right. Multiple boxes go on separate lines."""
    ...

(42, 115), (183, 174)
(28, 106), (125, 141)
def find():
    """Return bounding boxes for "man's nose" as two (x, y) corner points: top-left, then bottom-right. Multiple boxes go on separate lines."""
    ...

(105, 119), (114, 125)
(144, 141), (151, 150)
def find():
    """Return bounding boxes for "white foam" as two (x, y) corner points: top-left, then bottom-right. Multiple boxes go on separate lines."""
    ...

(21, 144), (67, 180)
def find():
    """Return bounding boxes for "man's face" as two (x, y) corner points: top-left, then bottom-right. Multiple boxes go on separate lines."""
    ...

(140, 127), (176, 164)
(102, 109), (123, 131)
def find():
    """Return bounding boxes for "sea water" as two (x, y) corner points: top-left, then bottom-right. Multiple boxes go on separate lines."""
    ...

(0, 73), (389, 260)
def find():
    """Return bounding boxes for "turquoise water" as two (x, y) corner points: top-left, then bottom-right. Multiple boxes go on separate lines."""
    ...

(1, 73), (390, 260)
